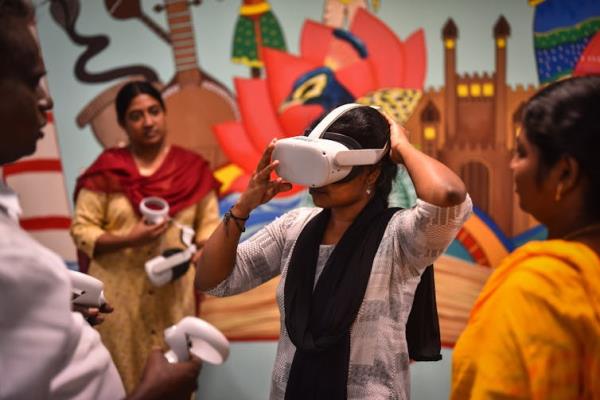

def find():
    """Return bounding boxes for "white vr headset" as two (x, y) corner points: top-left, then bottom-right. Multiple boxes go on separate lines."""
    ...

(272, 103), (388, 188)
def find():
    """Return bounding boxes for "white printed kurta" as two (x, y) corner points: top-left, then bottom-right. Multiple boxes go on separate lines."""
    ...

(208, 196), (472, 399)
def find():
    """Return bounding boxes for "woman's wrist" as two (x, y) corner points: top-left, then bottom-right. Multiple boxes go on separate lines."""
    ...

(223, 205), (250, 233)
(231, 202), (251, 219)
(125, 230), (148, 248)
(391, 141), (409, 164)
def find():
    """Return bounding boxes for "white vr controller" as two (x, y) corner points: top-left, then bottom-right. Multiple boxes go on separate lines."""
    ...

(68, 270), (106, 307)
(145, 244), (197, 287)
(164, 316), (230, 364)
(272, 103), (387, 188)
(139, 197), (169, 225)
(144, 207), (198, 287)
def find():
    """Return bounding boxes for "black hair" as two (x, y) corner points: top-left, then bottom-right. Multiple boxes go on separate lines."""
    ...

(0, 0), (34, 79)
(308, 105), (396, 204)
(115, 80), (165, 125)
(0, 0), (31, 19)
(522, 75), (600, 220)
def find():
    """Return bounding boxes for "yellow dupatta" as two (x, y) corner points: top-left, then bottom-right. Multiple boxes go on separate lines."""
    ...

(451, 240), (600, 400)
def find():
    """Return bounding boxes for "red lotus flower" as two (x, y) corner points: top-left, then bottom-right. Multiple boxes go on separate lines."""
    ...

(213, 9), (426, 194)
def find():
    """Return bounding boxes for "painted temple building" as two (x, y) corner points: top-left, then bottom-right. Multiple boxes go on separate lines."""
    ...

(405, 16), (540, 237)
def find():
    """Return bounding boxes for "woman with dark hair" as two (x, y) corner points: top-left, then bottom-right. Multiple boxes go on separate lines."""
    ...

(195, 105), (472, 399)
(70, 80), (220, 393)
(451, 76), (600, 399)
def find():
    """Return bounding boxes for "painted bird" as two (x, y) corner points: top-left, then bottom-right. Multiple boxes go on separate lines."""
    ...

(278, 28), (421, 208)
(279, 28), (422, 124)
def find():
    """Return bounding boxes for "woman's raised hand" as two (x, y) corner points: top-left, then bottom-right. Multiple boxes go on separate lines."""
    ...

(234, 140), (292, 216)
(382, 113), (410, 164)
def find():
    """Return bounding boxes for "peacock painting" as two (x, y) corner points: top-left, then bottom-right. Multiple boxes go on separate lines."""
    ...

(213, 8), (426, 207)
(280, 28), (422, 128)
(277, 27), (422, 208)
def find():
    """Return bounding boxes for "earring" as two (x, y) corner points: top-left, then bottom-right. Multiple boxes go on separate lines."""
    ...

(366, 187), (372, 195)
(555, 182), (563, 202)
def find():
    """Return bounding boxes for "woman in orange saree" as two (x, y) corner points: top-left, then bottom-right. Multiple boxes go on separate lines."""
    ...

(452, 75), (600, 400)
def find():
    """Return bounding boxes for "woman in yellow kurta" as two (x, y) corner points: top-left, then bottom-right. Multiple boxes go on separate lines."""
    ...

(70, 81), (220, 393)
(452, 75), (600, 399)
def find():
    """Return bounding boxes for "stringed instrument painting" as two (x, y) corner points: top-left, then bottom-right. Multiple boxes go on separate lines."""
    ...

(159, 0), (239, 169)
(75, 0), (238, 169)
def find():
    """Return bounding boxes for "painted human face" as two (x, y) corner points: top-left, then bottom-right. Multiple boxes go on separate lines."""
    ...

(510, 131), (555, 222)
(0, 23), (52, 164)
(122, 94), (167, 148)
(308, 167), (376, 209)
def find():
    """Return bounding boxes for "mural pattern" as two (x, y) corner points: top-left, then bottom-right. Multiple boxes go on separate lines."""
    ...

(8, 0), (600, 349)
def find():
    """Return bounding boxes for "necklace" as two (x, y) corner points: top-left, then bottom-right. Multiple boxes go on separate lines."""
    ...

(563, 223), (600, 241)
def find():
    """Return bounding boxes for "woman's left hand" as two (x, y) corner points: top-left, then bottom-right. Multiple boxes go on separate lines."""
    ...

(380, 111), (467, 206)
(128, 219), (169, 247)
(382, 113), (410, 164)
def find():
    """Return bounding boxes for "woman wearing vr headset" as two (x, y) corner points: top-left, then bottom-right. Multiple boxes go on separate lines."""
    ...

(70, 81), (221, 393)
(196, 104), (472, 399)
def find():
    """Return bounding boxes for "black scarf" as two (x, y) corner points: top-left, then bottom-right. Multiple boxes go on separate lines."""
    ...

(406, 264), (442, 362)
(284, 195), (393, 400)
(284, 196), (443, 399)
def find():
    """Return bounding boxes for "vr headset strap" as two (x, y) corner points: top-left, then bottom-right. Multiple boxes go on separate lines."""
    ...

(308, 103), (365, 139)
(334, 145), (388, 166)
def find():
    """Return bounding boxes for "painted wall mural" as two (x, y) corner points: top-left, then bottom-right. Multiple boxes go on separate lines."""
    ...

(322, 0), (380, 29)
(7, 0), (600, 354)
(203, 13), (538, 346)
(230, 0), (287, 78)
(213, 8), (425, 196)
(531, 0), (600, 83)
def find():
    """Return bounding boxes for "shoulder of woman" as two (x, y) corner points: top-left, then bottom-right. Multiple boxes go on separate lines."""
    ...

(169, 146), (213, 170)
(500, 245), (586, 300)
(291, 206), (321, 219)
(268, 207), (319, 231)
(169, 145), (204, 160)
(86, 146), (131, 169)
(101, 146), (130, 159)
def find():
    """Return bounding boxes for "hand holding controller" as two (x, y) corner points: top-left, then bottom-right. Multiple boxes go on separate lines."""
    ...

(164, 316), (230, 364)
(68, 269), (106, 307)
(145, 244), (197, 287)
(145, 222), (197, 287)
(139, 197), (169, 225)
